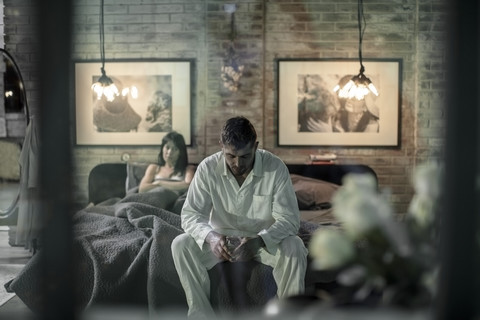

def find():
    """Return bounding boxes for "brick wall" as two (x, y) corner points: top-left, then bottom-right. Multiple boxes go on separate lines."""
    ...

(4, 0), (447, 214)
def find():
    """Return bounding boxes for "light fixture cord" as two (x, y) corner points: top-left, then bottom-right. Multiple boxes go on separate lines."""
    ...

(230, 11), (236, 42)
(357, 0), (367, 74)
(99, 0), (106, 75)
(226, 11), (238, 68)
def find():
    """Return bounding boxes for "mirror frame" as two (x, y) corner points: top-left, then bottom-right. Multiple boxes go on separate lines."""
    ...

(0, 48), (30, 223)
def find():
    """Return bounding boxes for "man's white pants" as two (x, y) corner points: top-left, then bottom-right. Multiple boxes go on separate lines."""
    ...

(171, 233), (308, 318)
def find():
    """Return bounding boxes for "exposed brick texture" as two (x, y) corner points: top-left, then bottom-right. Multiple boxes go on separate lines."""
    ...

(4, 0), (447, 214)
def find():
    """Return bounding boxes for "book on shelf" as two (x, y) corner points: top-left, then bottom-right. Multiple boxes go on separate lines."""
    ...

(309, 153), (337, 161)
(308, 159), (337, 165)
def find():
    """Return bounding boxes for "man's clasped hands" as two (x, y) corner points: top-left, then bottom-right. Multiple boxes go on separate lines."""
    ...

(206, 231), (265, 262)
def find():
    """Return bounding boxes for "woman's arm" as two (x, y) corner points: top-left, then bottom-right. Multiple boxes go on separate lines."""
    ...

(138, 164), (196, 193)
(156, 165), (196, 191)
(148, 179), (189, 192)
(138, 164), (160, 193)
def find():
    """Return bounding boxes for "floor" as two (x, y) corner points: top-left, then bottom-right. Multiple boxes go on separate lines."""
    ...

(0, 180), (33, 318)
(0, 226), (33, 319)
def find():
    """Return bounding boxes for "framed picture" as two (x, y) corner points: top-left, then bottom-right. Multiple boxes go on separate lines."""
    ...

(277, 58), (402, 147)
(74, 59), (192, 145)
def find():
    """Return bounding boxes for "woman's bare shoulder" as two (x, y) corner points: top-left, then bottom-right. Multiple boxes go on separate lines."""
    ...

(145, 163), (160, 174)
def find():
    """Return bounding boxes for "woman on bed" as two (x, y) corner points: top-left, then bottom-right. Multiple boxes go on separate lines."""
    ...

(139, 131), (195, 193)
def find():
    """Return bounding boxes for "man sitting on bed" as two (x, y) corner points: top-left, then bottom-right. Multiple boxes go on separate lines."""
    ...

(171, 116), (308, 318)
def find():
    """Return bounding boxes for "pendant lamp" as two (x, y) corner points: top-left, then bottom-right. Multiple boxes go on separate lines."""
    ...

(333, 0), (378, 100)
(91, 0), (119, 102)
(221, 3), (244, 92)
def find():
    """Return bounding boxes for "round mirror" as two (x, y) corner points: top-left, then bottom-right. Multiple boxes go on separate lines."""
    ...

(0, 49), (30, 226)
(0, 141), (21, 224)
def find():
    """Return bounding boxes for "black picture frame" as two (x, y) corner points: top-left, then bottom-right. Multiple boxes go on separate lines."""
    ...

(277, 58), (402, 147)
(74, 59), (192, 146)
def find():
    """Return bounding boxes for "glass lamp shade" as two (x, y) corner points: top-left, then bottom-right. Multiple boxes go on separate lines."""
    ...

(91, 72), (119, 102)
(333, 73), (378, 100)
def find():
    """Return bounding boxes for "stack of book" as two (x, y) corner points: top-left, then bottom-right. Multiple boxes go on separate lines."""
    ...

(309, 153), (337, 165)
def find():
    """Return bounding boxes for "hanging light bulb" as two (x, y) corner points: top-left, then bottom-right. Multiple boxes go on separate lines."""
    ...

(91, 67), (119, 101)
(334, 0), (378, 100)
(91, 0), (119, 102)
(333, 71), (378, 100)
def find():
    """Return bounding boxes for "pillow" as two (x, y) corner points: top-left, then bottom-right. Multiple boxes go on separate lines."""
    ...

(126, 162), (150, 192)
(290, 174), (339, 210)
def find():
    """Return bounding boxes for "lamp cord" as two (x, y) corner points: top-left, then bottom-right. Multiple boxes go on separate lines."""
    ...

(99, 0), (106, 75)
(230, 11), (236, 42)
(357, 0), (367, 74)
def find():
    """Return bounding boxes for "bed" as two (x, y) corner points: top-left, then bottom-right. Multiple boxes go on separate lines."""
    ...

(5, 161), (377, 315)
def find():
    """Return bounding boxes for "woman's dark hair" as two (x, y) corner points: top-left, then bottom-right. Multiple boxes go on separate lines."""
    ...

(158, 131), (188, 175)
(220, 116), (257, 150)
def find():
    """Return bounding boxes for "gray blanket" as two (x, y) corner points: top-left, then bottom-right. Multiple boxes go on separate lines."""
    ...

(6, 189), (187, 314)
(5, 188), (320, 315)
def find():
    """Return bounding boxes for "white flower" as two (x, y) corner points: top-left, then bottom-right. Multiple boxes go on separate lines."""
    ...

(408, 162), (443, 227)
(408, 194), (435, 228)
(342, 172), (377, 193)
(221, 62), (243, 92)
(411, 162), (443, 198)
(309, 228), (355, 270)
(332, 173), (392, 239)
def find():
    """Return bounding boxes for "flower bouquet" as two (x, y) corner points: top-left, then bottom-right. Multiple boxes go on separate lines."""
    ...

(221, 44), (244, 92)
(309, 163), (443, 308)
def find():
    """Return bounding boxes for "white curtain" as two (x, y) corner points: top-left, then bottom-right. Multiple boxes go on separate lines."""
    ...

(15, 116), (40, 250)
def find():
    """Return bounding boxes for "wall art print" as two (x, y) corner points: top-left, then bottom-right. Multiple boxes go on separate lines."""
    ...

(74, 59), (192, 145)
(277, 58), (402, 147)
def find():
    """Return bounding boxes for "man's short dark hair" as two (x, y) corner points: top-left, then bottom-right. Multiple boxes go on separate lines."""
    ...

(220, 116), (257, 150)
